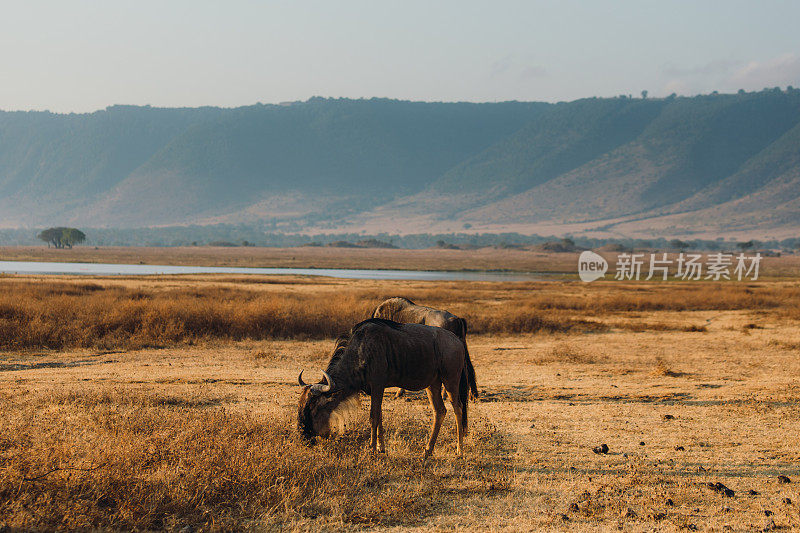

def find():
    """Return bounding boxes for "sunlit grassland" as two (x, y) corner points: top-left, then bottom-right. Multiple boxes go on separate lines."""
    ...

(1, 273), (799, 530)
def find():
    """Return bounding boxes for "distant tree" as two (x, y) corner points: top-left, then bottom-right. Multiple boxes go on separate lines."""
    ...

(669, 239), (689, 250)
(61, 228), (86, 248)
(738, 89), (746, 95)
(641, 90), (648, 99)
(37, 228), (61, 248)
(37, 227), (86, 249)
(736, 240), (754, 251)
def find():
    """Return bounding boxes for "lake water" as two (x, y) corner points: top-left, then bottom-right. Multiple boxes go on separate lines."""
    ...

(0, 260), (554, 282)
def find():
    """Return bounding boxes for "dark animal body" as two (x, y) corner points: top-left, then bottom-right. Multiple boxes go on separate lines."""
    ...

(297, 318), (474, 458)
(372, 297), (477, 399)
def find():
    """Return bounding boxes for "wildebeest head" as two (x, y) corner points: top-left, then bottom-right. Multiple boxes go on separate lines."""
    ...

(297, 371), (353, 442)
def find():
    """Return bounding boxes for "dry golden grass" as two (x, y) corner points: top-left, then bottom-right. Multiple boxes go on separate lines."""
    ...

(0, 387), (509, 530)
(1, 275), (798, 350)
(1, 274), (800, 530)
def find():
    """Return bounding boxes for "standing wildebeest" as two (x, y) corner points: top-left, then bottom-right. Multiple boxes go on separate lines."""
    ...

(297, 318), (473, 458)
(372, 297), (477, 399)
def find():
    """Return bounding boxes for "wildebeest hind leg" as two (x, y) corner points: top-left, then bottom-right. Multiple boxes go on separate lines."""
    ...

(423, 383), (446, 459)
(444, 384), (464, 457)
(370, 387), (385, 455)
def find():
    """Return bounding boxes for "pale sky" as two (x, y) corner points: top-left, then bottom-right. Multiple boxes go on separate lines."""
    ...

(1, 0), (799, 112)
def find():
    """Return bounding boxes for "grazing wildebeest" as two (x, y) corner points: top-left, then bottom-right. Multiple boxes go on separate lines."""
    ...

(297, 318), (473, 458)
(372, 297), (477, 399)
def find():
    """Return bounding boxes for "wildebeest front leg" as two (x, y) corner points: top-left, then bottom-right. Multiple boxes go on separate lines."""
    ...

(423, 383), (446, 459)
(370, 387), (385, 455)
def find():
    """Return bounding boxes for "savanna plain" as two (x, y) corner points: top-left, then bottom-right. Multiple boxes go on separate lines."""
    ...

(1, 252), (799, 531)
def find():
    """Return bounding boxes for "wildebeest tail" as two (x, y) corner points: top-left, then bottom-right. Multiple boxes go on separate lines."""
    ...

(455, 318), (478, 399)
(463, 343), (478, 399)
(459, 364), (469, 433)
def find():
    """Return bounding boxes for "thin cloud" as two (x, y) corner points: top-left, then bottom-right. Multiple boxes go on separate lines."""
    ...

(488, 55), (547, 82)
(662, 59), (739, 78)
(730, 53), (800, 89)
(660, 59), (741, 96)
(489, 55), (514, 78)
(660, 54), (799, 96)
(519, 65), (547, 80)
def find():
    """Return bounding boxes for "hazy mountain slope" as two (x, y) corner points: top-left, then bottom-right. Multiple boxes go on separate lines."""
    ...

(668, 117), (800, 212)
(430, 97), (668, 201)
(446, 91), (800, 227)
(1, 92), (799, 237)
(80, 99), (547, 225)
(0, 99), (547, 227)
(0, 106), (225, 226)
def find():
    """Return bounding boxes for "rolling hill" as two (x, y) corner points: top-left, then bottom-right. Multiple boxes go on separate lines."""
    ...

(1, 91), (798, 239)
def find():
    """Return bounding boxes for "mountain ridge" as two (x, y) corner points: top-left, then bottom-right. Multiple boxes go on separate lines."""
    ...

(0, 92), (798, 239)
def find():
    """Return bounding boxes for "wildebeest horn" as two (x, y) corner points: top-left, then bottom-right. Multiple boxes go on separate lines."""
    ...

(298, 371), (307, 386)
(320, 371), (334, 392)
(310, 371), (334, 394)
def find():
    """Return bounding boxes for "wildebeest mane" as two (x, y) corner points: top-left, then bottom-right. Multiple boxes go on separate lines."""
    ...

(327, 333), (351, 367)
(327, 318), (402, 367)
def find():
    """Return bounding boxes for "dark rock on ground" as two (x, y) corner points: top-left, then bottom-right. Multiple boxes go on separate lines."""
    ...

(593, 443), (609, 454)
(707, 481), (735, 497)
